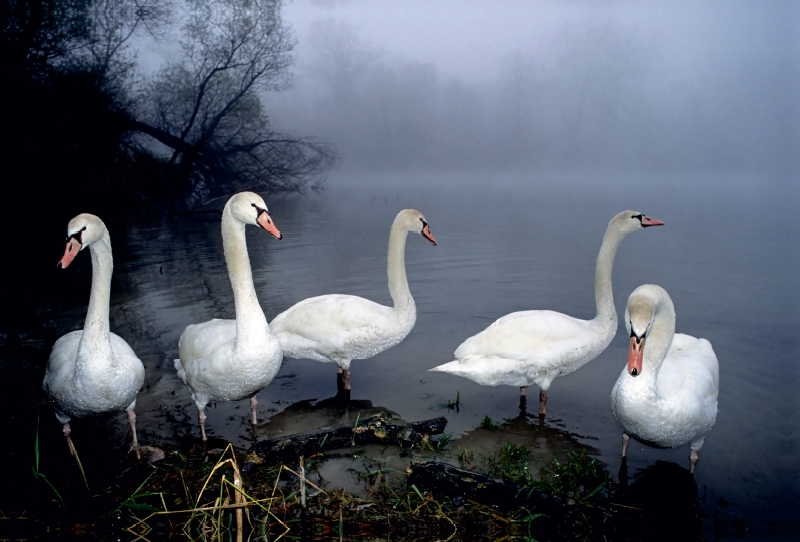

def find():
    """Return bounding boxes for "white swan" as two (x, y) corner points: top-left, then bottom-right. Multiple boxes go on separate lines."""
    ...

(430, 211), (664, 416)
(270, 209), (437, 390)
(174, 192), (283, 441)
(611, 284), (719, 473)
(43, 214), (146, 458)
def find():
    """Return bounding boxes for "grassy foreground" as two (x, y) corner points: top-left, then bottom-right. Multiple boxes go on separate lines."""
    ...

(19, 422), (708, 542)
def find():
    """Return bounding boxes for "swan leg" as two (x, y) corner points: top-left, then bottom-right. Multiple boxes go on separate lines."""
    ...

(538, 389), (548, 416)
(127, 409), (141, 460)
(342, 369), (351, 391)
(62, 423), (75, 456)
(250, 396), (258, 426)
(518, 387), (528, 412)
(618, 457), (629, 487)
(689, 450), (699, 473)
(198, 408), (208, 441)
(621, 432), (630, 458)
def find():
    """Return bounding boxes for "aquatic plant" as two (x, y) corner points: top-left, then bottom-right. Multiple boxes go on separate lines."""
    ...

(441, 391), (461, 411)
(480, 415), (501, 430)
(32, 418), (64, 503)
(534, 449), (610, 503)
(481, 442), (533, 485)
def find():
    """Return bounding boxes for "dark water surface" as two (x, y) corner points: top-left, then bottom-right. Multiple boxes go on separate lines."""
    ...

(4, 170), (797, 538)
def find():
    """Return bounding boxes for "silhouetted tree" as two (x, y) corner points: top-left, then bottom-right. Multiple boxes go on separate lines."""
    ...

(2, 0), (333, 214)
(130, 0), (334, 209)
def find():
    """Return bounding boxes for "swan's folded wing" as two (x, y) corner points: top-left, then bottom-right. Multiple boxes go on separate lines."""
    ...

(43, 331), (82, 391)
(271, 294), (396, 346)
(109, 332), (143, 364)
(177, 319), (237, 364)
(658, 334), (719, 422)
(454, 310), (595, 366)
(109, 332), (145, 388)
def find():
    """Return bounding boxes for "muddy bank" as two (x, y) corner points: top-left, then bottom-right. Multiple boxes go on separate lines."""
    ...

(5, 393), (723, 541)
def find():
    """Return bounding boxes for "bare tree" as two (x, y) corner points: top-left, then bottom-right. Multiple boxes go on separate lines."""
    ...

(134, 0), (334, 208)
(70, 0), (170, 91)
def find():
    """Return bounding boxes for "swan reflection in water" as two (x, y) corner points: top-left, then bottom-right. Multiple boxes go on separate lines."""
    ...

(616, 460), (702, 540)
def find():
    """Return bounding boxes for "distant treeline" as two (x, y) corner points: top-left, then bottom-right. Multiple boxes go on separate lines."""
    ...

(276, 17), (789, 175)
(2, 0), (334, 216)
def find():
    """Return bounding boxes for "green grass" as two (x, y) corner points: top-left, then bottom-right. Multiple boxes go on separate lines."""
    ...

(480, 415), (501, 430)
(474, 443), (609, 503)
(32, 417), (64, 503)
(443, 391), (461, 410)
(534, 449), (610, 502)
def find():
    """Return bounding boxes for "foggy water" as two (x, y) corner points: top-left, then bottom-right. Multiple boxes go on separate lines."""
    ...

(32, 170), (798, 537)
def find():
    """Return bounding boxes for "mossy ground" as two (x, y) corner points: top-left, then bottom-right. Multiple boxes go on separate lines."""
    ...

(15, 412), (707, 541)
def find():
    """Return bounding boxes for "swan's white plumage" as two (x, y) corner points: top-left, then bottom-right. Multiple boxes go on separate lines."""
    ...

(45, 330), (143, 421)
(174, 192), (283, 439)
(270, 209), (436, 377)
(436, 310), (604, 389)
(271, 294), (405, 367)
(611, 285), (719, 465)
(42, 213), (145, 453)
(431, 211), (664, 407)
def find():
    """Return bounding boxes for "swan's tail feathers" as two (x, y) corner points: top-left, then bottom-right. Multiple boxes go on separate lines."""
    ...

(174, 358), (188, 385)
(429, 356), (529, 387)
(690, 434), (706, 452)
(428, 360), (459, 372)
(54, 409), (71, 426)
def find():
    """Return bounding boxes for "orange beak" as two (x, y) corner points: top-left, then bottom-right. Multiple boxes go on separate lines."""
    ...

(257, 210), (282, 240)
(58, 238), (82, 269)
(628, 335), (645, 376)
(640, 215), (665, 227)
(422, 224), (437, 246)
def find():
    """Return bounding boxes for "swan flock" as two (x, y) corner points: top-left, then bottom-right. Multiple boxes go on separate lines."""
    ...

(46, 195), (718, 473)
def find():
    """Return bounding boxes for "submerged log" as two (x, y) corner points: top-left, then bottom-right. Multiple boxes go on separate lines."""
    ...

(407, 461), (561, 511)
(254, 413), (448, 464)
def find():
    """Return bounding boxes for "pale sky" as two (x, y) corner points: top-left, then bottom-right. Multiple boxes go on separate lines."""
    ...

(282, 0), (795, 84)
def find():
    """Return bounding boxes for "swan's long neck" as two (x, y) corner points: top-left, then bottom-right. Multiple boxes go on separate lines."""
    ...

(387, 218), (414, 320)
(593, 224), (626, 329)
(624, 295), (675, 397)
(222, 206), (269, 357)
(77, 232), (114, 362)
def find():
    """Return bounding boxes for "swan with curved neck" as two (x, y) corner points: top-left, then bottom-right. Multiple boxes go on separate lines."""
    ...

(611, 284), (719, 473)
(43, 214), (146, 458)
(174, 192), (283, 441)
(270, 209), (437, 391)
(430, 210), (664, 416)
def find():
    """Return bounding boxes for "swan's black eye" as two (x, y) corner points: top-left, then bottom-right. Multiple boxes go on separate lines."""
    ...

(251, 203), (256, 207)
(632, 214), (643, 222)
(67, 228), (85, 243)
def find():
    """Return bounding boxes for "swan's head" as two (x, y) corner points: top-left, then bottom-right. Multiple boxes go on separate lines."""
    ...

(58, 213), (107, 269)
(611, 211), (664, 235)
(396, 209), (437, 246)
(227, 192), (282, 240)
(624, 284), (670, 376)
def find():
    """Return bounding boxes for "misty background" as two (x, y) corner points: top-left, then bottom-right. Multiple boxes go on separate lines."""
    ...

(1, 2), (797, 537)
(249, 0), (797, 178)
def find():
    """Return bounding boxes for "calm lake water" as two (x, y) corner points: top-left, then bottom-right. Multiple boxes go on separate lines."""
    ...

(8, 169), (798, 538)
